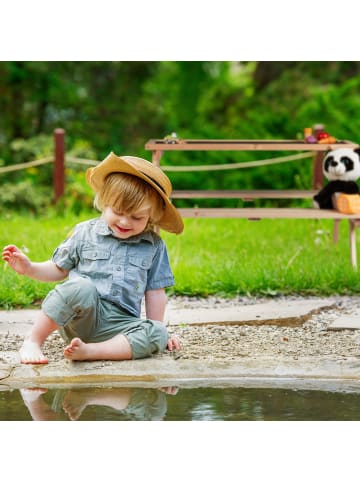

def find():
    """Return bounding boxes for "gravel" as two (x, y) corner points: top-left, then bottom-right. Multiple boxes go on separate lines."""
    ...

(167, 295), (360, 361)
(1, 295), (360, 363)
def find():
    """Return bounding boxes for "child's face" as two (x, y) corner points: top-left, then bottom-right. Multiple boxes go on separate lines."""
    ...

(103, 206), (151, 239)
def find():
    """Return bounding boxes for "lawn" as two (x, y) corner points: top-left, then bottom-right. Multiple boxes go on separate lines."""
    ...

(1, 213), (360, 308)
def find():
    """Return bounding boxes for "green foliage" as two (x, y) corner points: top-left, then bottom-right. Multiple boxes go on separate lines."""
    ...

(0, 181), (51, 214)
(3, 134), (53, 187)
(9, 134), (53, 163)
(1, 61), (360, 212)
(64, 139), (98, 214)
(0, 132), (97, 215)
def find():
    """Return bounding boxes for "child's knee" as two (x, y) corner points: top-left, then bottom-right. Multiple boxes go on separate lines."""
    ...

(65, 277), (97, 306)
(42, 277), (98, 327)
(50, 277), (97, 307)
(129, 320), (169, 359)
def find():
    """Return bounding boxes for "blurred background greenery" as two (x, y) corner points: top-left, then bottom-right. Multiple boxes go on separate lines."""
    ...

(1, 61), (360, 215)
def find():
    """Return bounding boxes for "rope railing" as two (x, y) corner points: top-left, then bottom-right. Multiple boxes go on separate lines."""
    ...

(158, 152), (313, 171)
(0, 129), (331, 202)
(0, 156), (53, 174)
(0, 151), (314, 174)
(65, 156), (98, 166)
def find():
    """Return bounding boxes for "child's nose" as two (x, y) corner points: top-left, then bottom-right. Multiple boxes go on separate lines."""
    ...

(118, 215), (130, 225)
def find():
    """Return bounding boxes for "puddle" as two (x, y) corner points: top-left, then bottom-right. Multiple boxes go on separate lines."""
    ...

(2, 384), (360, 421)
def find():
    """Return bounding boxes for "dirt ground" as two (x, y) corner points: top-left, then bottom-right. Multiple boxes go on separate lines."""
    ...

(1, 295), (360, 364)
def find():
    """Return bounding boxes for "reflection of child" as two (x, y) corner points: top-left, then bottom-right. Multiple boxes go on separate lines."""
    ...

(62, 387), (176, 421)
(20, 386), (178, 421)
(2, 153), (183, 364)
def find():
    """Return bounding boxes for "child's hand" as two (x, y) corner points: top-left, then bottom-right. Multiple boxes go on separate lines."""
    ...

(2, 245), (32, 275)
(167, 334), (181, 351)
(158, 386), (179, 395)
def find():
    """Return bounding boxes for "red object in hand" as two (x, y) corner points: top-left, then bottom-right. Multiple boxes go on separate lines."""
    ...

(317, 131), (330, 140)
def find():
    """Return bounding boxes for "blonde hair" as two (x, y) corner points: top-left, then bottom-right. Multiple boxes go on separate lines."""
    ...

(94, 172), (165, 225)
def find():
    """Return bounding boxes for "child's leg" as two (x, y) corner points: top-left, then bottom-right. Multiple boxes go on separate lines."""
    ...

(62, 387), (132, 420)
(20, 388), (60, 421)
(63, 318), (168, 362)
(63, 334), (132, 361)
(20, 311), (59, 364)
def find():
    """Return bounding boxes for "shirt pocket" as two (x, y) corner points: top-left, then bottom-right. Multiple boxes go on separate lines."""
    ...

(127, 255), (153, 293)
(80, 248), (112, 278)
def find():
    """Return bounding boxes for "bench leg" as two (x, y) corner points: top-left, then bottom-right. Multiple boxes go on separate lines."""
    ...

(349, 220), (358, 269)
(333, 219), (340, 244)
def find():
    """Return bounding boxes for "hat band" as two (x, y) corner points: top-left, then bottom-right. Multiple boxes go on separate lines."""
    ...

(140, 171), (167, 195)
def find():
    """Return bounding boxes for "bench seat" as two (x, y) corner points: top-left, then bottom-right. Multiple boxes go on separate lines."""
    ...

(177, 207), (360, 220)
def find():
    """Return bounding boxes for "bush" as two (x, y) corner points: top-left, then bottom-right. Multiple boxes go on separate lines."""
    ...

(0, 181), (51, 215)
(0, 135), (98, 216)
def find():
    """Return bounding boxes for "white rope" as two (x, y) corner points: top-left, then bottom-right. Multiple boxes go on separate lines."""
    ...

(0, 155), (98, 174)
(64, 151), (314, 171)
(65, 156), (98, 166)
(0, 151), (314, 174)
(0, 156), (53, 174)
(160, 152), (314, 172)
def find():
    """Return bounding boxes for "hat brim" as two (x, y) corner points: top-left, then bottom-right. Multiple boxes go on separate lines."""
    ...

(86, 152), (184, 234)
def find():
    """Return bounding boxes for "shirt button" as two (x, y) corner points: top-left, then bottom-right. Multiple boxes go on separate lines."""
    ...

(116, 266), (122, 271)
(112, 290), (118, 296)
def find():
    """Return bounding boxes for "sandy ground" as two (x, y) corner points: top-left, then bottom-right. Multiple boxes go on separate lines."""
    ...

(1, 295), (360, 364)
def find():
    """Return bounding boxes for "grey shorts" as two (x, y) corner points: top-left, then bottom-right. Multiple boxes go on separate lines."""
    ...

(42, 277), (169, 360)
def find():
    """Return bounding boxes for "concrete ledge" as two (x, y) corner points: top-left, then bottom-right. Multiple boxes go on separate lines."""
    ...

(1, 356), (360, 391)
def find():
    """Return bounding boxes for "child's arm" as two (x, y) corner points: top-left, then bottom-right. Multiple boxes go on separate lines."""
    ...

(2, 244), (68, 282)
(145, 288), (181, 351)
(145, 288), (167, 321)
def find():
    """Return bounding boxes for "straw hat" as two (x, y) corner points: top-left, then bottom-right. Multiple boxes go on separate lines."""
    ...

(86, 152), (184, 234)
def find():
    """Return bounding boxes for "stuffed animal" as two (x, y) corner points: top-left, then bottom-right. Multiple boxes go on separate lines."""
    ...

(313, 148), (360, 209)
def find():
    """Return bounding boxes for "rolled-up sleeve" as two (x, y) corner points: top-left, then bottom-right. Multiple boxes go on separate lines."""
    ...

(52, 230), (80, 271)
(146, 240), (174, 290)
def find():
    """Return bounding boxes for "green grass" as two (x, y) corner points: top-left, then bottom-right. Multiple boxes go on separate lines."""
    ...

(1, 213), (360, 308)
(162, 217), (360, 297)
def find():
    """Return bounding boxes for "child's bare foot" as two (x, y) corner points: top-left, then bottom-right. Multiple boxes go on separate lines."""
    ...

(62, 390), (87, 420)
(19, 340), (48, 364)
(64, 334), (132, 361)
(64, 338), (91, 361)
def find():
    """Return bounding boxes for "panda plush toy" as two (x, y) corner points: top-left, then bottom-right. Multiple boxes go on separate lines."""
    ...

(313, 148), (360, 209)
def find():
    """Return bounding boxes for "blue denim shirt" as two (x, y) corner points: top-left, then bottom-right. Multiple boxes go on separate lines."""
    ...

(51, 217), (174, 317)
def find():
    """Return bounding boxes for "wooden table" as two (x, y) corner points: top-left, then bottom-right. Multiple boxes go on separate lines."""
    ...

(146, 139), (359, 186)
(145, 139), (360, 267)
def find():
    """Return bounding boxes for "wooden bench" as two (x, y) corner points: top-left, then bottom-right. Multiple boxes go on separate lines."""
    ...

(145, 139), (360, 268)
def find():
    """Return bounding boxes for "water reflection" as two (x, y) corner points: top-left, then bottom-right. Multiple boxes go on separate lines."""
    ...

(2, 385), (360, 421)
(17, 386), (177, 421)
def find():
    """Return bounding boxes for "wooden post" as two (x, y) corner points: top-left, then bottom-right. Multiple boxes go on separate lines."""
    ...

(312, 124), (325, 189)
(349, 220), (358, 270)
(53, 128), (65, 203)
(151, 148), (163, 167)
